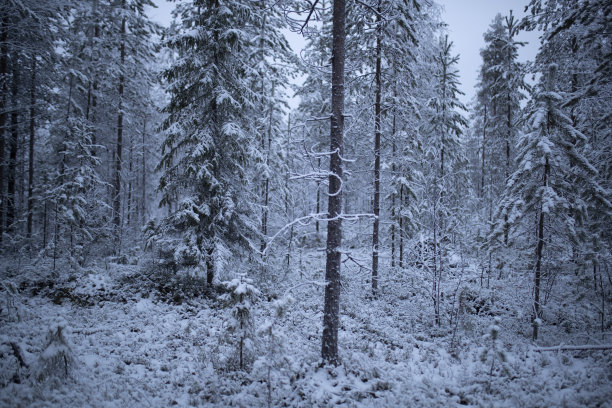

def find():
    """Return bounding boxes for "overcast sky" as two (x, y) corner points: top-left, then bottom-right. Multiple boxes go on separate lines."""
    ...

(437, 0), (540, 105)
(147, 0), (540, 106)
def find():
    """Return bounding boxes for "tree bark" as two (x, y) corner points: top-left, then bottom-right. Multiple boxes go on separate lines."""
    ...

(0, 14), (9, 243)
(399, 184), (403, 268)
(113, 0), (126, 251)
(7, 62), (18, 232)
(533, 157), (549, 340)
(141, 114), (146, 225)
(371, 0), (382, 294)
(261, 89), (273, 252)
(321, 0), (345, 366)
(504, 93), (511, 247)
(390, 83), (397, 268)
(206, 244), (215, 286)
(27, 56), (35, 239)
(481, 105), (486, 199)
(127, 140), (133, 227)
(391, 141), (396, 268)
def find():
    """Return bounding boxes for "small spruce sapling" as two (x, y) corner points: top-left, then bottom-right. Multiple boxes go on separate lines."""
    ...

(222, 274), (260, 370)
(35, 322), (74, 383)
(254, 295), (294, 408)
(480, 317), (511, 390)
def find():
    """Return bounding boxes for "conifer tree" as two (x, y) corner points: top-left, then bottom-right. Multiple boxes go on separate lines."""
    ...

(491, 64), (610, 340)
(157, 0), (262, 283)
(423, 35), (466, 325)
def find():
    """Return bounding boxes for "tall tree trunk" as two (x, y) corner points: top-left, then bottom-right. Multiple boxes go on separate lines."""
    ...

(316, 157), (321, 233)
(0, 14), (9, 243)
(259, 8), (270, 253)
(206, 244), (215, 286)
(321, 0), (346, 366)
(113, 0), (126, 252)
(285, 114), (294, 270)
(391, 141), (396, 268)
(503, 92), (511, 247)
(27, 56), (35, 239)
(399, 184), (403, 268)
(371, 0), (382, 294)
(533, 157), (549, 340)
(261, 89), (273, 252)
(141, 114), (146, 225)
(127, 140), (133, 227)
(433, 197), (440, 326)
(43, 199), (47, 248)
(390, 83), (397, 268)
(481, 105), (486, 199)
(7, 62), (18, 232)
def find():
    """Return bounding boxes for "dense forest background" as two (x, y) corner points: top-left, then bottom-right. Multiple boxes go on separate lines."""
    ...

(0, 0), (610, 406)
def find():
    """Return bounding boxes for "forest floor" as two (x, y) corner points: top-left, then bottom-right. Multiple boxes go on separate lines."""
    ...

(1, 235), (611, 407)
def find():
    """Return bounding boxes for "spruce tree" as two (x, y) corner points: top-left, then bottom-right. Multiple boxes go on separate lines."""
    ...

(491, 64), (610, 340)
(156, 0), (261, 283)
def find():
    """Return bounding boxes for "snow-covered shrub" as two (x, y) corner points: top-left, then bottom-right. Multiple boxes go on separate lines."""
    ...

(35, 322), (75, 384)
(122, 259), (212, 304)
(1, 281), (21, 322)
(221, 274), (260, 370)
(253, 295), (294, 407)
(0, 339), (28, 386)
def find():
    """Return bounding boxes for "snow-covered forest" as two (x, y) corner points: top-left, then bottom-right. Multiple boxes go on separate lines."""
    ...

(1, 0), (610, 406)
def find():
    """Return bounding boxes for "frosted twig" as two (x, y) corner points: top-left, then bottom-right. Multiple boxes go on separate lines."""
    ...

(283, 280), (328, 296)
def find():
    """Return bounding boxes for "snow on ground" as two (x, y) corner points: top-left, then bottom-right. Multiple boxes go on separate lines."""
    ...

(0, 242), (611, 407)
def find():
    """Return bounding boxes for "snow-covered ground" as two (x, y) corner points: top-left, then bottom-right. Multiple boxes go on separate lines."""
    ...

(1, 243), (611, 407)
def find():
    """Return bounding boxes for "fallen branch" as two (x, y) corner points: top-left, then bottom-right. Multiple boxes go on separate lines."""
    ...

(534, 344), (612, 352)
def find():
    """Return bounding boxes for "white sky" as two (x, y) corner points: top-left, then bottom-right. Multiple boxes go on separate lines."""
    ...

(147, 0), (540, 106)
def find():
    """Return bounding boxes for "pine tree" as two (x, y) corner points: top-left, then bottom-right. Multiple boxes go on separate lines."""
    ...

(320, 0), (346, 366)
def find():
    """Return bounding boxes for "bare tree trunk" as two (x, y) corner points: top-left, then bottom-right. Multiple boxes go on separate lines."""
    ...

(127, 140), (133, 227)
(480, 105), (486, 199)
(533, 157), (549, 340)
(284, 115), (294, 272)
(504, 92), (511, 247)
(503, 18), (515, 248)
(27, 56), (35, 239)
(433, 198), (440, 326)
(7, 62), (19, 232)
(399, 184), (403, 268)
(316, 157), (321, 233)
(390, 83), (397, 268)
(206, 244), (215, 286)
(371, 0), (382, 294)
(0, 14), (9, 243)
(43, 200), (47, 248)
(391, 146), (395, 268)
(261, 90), (273, 252)
(321, 0), (346, 366)
(113, 0), (126, 252)
(141, 114), (146, 225)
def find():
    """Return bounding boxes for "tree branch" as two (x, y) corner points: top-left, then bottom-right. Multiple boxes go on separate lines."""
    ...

(300, 0), (321, 34)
